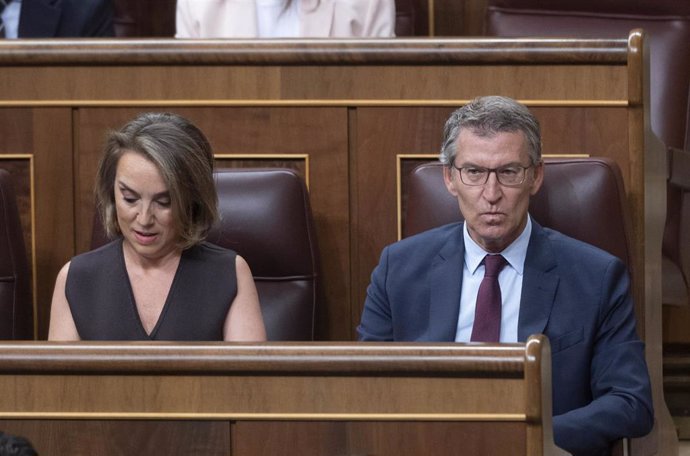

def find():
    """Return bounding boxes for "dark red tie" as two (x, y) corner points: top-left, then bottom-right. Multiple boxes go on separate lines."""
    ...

(470, 254), (507, 342)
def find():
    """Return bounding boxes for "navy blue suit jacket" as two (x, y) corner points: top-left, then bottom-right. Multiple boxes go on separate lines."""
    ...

(358, 221), (654, 455)
(18, 0), (115, 38)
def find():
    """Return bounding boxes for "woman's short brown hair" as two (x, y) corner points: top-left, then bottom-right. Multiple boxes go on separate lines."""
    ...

(95, 112), (218, 249)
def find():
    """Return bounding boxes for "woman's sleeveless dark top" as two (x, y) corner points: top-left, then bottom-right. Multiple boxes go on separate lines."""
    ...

(65, 239), (237, 340)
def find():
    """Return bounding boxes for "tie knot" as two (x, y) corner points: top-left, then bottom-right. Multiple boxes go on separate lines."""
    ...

(483, 254), (506, 277)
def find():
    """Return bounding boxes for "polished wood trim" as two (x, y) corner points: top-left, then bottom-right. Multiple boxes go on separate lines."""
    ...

(0, 100), (630, 108)
(0, 342), (527, 374)
(428, 0), (435, 36)
(0, 38), (628, 65)
(214, 153), (310, 189)
(525, 335), (553, 453)
(0, 154), (37, 339)
(0, 412), (528, 421)
(0, 337), (559, 455)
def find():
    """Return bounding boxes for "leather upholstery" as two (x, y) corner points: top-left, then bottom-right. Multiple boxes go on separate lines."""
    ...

(0, 169), (33, 339)
(486, 0), (690, 150)
(485, 0), (690, 305)
(92, 168), (319, 341)
(404, 158), (632, 266)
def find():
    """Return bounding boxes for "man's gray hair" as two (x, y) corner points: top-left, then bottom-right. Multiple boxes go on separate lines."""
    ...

(439, 96), (542, 166)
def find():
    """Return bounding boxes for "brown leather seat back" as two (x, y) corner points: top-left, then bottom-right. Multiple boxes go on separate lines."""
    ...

(404, 158), (632, 266)
(0, 170), (33, 339)
(207, 168), (318, 340)
(485, 0), (690, 150)
(92, 168), (319, 340)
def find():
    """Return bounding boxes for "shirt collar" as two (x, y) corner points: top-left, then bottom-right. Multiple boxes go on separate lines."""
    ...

(463, 215), (532, 275)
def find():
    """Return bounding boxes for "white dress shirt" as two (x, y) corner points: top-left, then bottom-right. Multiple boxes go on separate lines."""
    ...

(1, 0), (21, 39)
(455, 216), (532, 343)
(256, 0), (299, 37)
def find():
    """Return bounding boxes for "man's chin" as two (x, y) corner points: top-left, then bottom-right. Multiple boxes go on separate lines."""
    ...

(473, 226), (511, 250)
(479, 213), (506, 225)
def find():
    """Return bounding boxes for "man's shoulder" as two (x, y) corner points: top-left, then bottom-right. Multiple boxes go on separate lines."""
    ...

(536, 224), (624, 266)
(388, 222), (463, 255)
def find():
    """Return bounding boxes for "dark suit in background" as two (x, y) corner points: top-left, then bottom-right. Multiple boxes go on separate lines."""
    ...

(18, 0), (114, 37)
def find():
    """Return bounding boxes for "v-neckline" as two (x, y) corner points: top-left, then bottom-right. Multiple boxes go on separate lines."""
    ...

(118, 240), (185, 339)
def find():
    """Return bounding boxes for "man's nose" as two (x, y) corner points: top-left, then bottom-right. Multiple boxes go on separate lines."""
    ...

(482, 171), (503, 200)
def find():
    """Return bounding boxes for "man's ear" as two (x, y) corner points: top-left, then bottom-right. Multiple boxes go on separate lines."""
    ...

(529, 160), (545, 196)
(443, 165), (459, 197)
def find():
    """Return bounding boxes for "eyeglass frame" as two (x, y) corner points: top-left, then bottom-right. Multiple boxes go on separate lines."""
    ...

(448, 162), (536, 187)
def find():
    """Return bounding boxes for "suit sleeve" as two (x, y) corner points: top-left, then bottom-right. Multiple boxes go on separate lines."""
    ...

(357, 246), (394, 340)
(83, 0), (115, 37)
(552, 259), (654, 455)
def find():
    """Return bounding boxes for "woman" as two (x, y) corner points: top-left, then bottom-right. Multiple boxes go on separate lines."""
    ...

(176, 0), (396, 38)
(48, 112), (266, 341)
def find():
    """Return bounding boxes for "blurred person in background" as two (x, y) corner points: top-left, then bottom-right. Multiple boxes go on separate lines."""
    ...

(0, 0), (115, 38)
(176, 0), (395, 38)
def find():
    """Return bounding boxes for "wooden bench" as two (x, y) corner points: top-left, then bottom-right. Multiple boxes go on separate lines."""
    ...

(0, 335), (567, 455)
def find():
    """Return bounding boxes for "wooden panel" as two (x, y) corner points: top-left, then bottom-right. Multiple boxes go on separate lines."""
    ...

(434, 0), (468, 36)
(352, 107), (453, 330)
(0, 108), (73, 339)
(0, 375), (524, 415)
(281, 66), (628, 101)
(233, 421), (526, 455)
(1, 420), (229, 456)
(0, 65), (628, 103)
(0, 339), (559, 456)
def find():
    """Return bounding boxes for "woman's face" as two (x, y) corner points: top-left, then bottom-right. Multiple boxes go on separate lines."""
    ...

(114, 150), (180, 262)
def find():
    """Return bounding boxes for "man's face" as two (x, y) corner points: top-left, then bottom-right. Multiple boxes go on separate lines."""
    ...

(443, 129), (544, 253)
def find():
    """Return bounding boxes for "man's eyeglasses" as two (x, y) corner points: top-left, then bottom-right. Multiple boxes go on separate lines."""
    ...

(450, 163), (533, 186)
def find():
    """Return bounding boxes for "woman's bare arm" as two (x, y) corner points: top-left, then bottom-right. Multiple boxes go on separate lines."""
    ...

(47, 262), (80, 341)
(223, 255), (266, 341)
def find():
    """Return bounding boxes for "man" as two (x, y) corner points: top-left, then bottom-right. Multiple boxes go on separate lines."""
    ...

(358, 96), (654, 456)
(0, 0), (114, 38)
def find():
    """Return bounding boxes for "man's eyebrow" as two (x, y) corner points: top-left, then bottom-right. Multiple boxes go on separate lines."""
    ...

(458, 161), (523, 168)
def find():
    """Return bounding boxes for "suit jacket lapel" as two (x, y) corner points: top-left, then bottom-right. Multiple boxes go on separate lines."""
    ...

(518, 222), (559, 341)
(427, 226), (464, 341)
(18, 0), (62, 38)
(299, 0), (334, 36)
